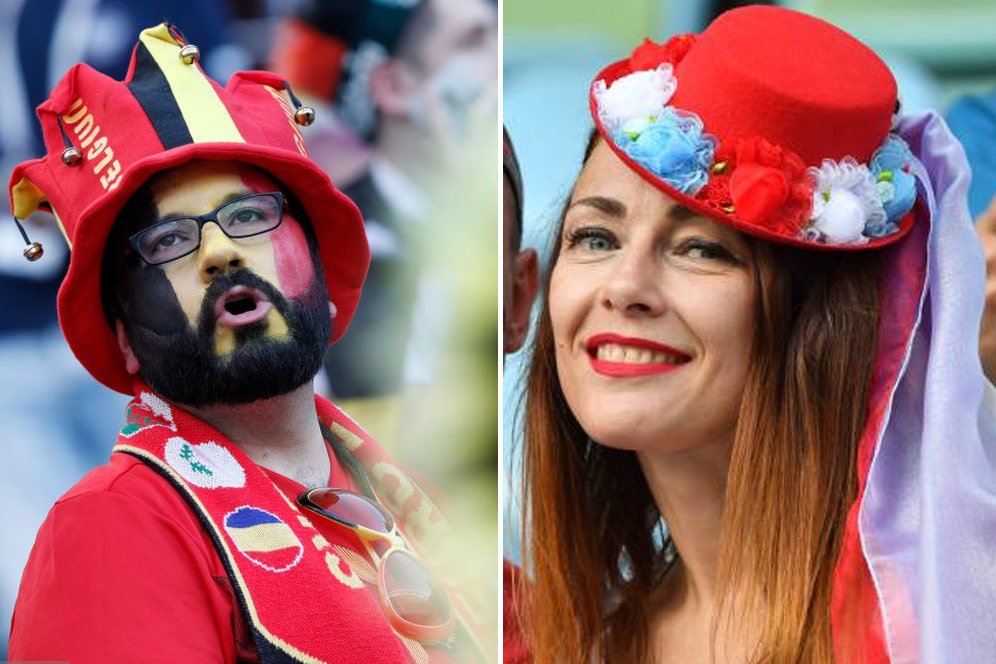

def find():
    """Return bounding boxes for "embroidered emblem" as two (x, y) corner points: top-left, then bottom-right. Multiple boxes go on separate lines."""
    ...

(165, 437), (246, 489)
(224, 506), (304, 573)
(120, 392), (176, 437)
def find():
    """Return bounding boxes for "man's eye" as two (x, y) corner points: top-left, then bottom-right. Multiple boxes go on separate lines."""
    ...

(140, 224), (193, 259)
(155, 233), (182, 248)
(565, 227), (618, 252)
(230, 208), (266, 224)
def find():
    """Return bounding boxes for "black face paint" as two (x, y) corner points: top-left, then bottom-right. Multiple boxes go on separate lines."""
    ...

(118, 263), (190, 335)
(119, 251), (331, 407)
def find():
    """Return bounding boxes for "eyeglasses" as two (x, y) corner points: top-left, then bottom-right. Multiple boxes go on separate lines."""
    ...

(128, 192), (285, 265)
(297, 488), (456, 644)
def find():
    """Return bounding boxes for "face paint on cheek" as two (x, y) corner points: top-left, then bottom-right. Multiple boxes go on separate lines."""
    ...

(119, 264), (191, 335)
(235, 169), (315, 299)
(270, 219), (314, 299)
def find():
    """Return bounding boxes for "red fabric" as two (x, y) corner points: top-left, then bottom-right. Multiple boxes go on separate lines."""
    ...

(669, 6), (895, 167)
(502, 561), (530, 664)
(830, 203), (930, 662)
(588, 6), (916, 252)
(113, 385), (419, 663)
(7, 440), (456, 663)
(627, 34), (695, 71)
(11, 454), (261, 664)
(270, 19), (349, 102)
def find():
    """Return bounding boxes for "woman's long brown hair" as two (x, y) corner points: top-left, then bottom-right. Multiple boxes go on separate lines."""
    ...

(518, 138), (882, 663)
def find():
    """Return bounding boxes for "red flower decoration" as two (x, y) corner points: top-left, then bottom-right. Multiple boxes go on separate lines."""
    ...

(730, 164), (789, 225)
(705, 137), (814, 235)
(629, 34), (696, 72)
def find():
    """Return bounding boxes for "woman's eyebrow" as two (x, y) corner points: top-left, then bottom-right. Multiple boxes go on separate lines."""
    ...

(567, 196), (626, 218)
(669, 204), (697, 222)
(568, 196), (697, 222)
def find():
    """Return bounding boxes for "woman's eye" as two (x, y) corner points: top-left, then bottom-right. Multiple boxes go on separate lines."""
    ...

(674, 239), (738, 263)
(565, 227), (618, 253)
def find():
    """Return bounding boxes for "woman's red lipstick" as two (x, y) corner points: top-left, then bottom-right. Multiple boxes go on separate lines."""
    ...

(584, 333), (692, 377)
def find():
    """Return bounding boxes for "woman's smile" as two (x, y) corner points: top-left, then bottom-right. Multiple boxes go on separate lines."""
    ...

(585, 332), (692, 377)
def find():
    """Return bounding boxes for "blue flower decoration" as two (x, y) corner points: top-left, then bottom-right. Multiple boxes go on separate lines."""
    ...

(613, 108), (715, 195)
(870, 135), (917, 224)
(863, 217), (899, 239)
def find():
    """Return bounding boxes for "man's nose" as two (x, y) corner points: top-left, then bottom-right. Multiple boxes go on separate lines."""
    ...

(197, 222), (246, 282)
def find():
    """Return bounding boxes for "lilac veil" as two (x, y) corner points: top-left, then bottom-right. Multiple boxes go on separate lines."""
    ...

(859, 110), (996, 662)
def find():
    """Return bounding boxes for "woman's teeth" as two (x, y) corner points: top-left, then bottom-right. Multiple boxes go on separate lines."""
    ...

(595, 343), (686, 364)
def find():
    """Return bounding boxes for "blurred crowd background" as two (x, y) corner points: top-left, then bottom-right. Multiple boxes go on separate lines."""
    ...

(503, 0), (996, 560)
(0, 0), (499, 656)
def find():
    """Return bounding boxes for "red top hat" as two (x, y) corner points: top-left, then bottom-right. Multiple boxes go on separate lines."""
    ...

(589, 5), (920, 249)
(8, 24), (369, 395)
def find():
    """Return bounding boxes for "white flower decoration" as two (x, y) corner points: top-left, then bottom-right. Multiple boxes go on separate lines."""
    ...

(807, 158), (886, 244)
(593, 64), (678, 134)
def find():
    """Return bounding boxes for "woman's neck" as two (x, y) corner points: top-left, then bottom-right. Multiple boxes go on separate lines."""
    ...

(637, 435), (732, 611)
(181, 382), (330, 488)
(638, 436), (747, 662)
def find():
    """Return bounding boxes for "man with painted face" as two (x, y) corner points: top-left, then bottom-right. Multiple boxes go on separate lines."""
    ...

(105, 162), (334, 412)
(271, 0), (499, 400)
(7, 24), (491, 664)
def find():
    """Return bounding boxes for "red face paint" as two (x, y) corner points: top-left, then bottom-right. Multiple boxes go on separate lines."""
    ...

(238, 169), (314, 299)
(270, 216), (314, 298)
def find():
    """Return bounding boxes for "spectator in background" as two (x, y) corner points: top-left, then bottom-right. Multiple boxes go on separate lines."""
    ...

(271, 0), (499, 402)
(501, 125), (535, 664)
(947, 90), (996, 220)
(502, 126), (537, 356)
(947, 91), (996, 384)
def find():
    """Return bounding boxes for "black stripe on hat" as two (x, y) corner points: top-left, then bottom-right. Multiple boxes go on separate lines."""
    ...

(127, 42), (193, 149)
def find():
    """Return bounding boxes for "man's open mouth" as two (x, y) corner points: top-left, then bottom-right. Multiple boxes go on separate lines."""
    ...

(214, 286), (273, 327)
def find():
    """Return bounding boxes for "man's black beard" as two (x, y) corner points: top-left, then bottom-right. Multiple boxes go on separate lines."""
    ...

(121, 268), (331, 407)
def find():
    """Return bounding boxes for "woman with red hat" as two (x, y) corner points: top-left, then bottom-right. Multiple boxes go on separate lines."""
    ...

(507, 5), (996, 663)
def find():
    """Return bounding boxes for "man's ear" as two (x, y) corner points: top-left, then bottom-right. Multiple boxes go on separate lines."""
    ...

(115, 320), (141, 375)
(504, 248), (539, 354)
(368, 59), (419, 117)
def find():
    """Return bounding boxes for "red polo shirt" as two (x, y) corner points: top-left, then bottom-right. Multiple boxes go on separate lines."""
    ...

(9, 443), (462, 663)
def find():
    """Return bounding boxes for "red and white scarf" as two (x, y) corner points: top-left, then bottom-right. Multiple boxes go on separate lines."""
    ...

(114, 381), (494, 663)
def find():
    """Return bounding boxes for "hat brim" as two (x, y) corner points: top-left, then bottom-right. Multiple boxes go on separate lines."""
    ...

(58, 142), (368, 395)
(589, 60), (915, 252)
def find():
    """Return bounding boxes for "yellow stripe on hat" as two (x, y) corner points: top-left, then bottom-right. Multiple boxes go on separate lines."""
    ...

(12, 176), (72, 248)
(138, 25), (244, 144)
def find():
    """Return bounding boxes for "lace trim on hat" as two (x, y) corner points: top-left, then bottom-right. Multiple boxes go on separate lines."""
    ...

(592, 36), (919, 247)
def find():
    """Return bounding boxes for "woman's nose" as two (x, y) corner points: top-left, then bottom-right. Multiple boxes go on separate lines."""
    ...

(599, 247), (667, 316)
(197, 222), (246, 283)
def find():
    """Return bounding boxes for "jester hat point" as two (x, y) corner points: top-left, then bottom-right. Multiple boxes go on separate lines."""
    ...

(8, 24), (369, 395)
(590, 5), (921, 250)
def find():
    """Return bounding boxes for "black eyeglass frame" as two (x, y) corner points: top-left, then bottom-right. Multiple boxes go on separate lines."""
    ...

(127, 191), (286, 266)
